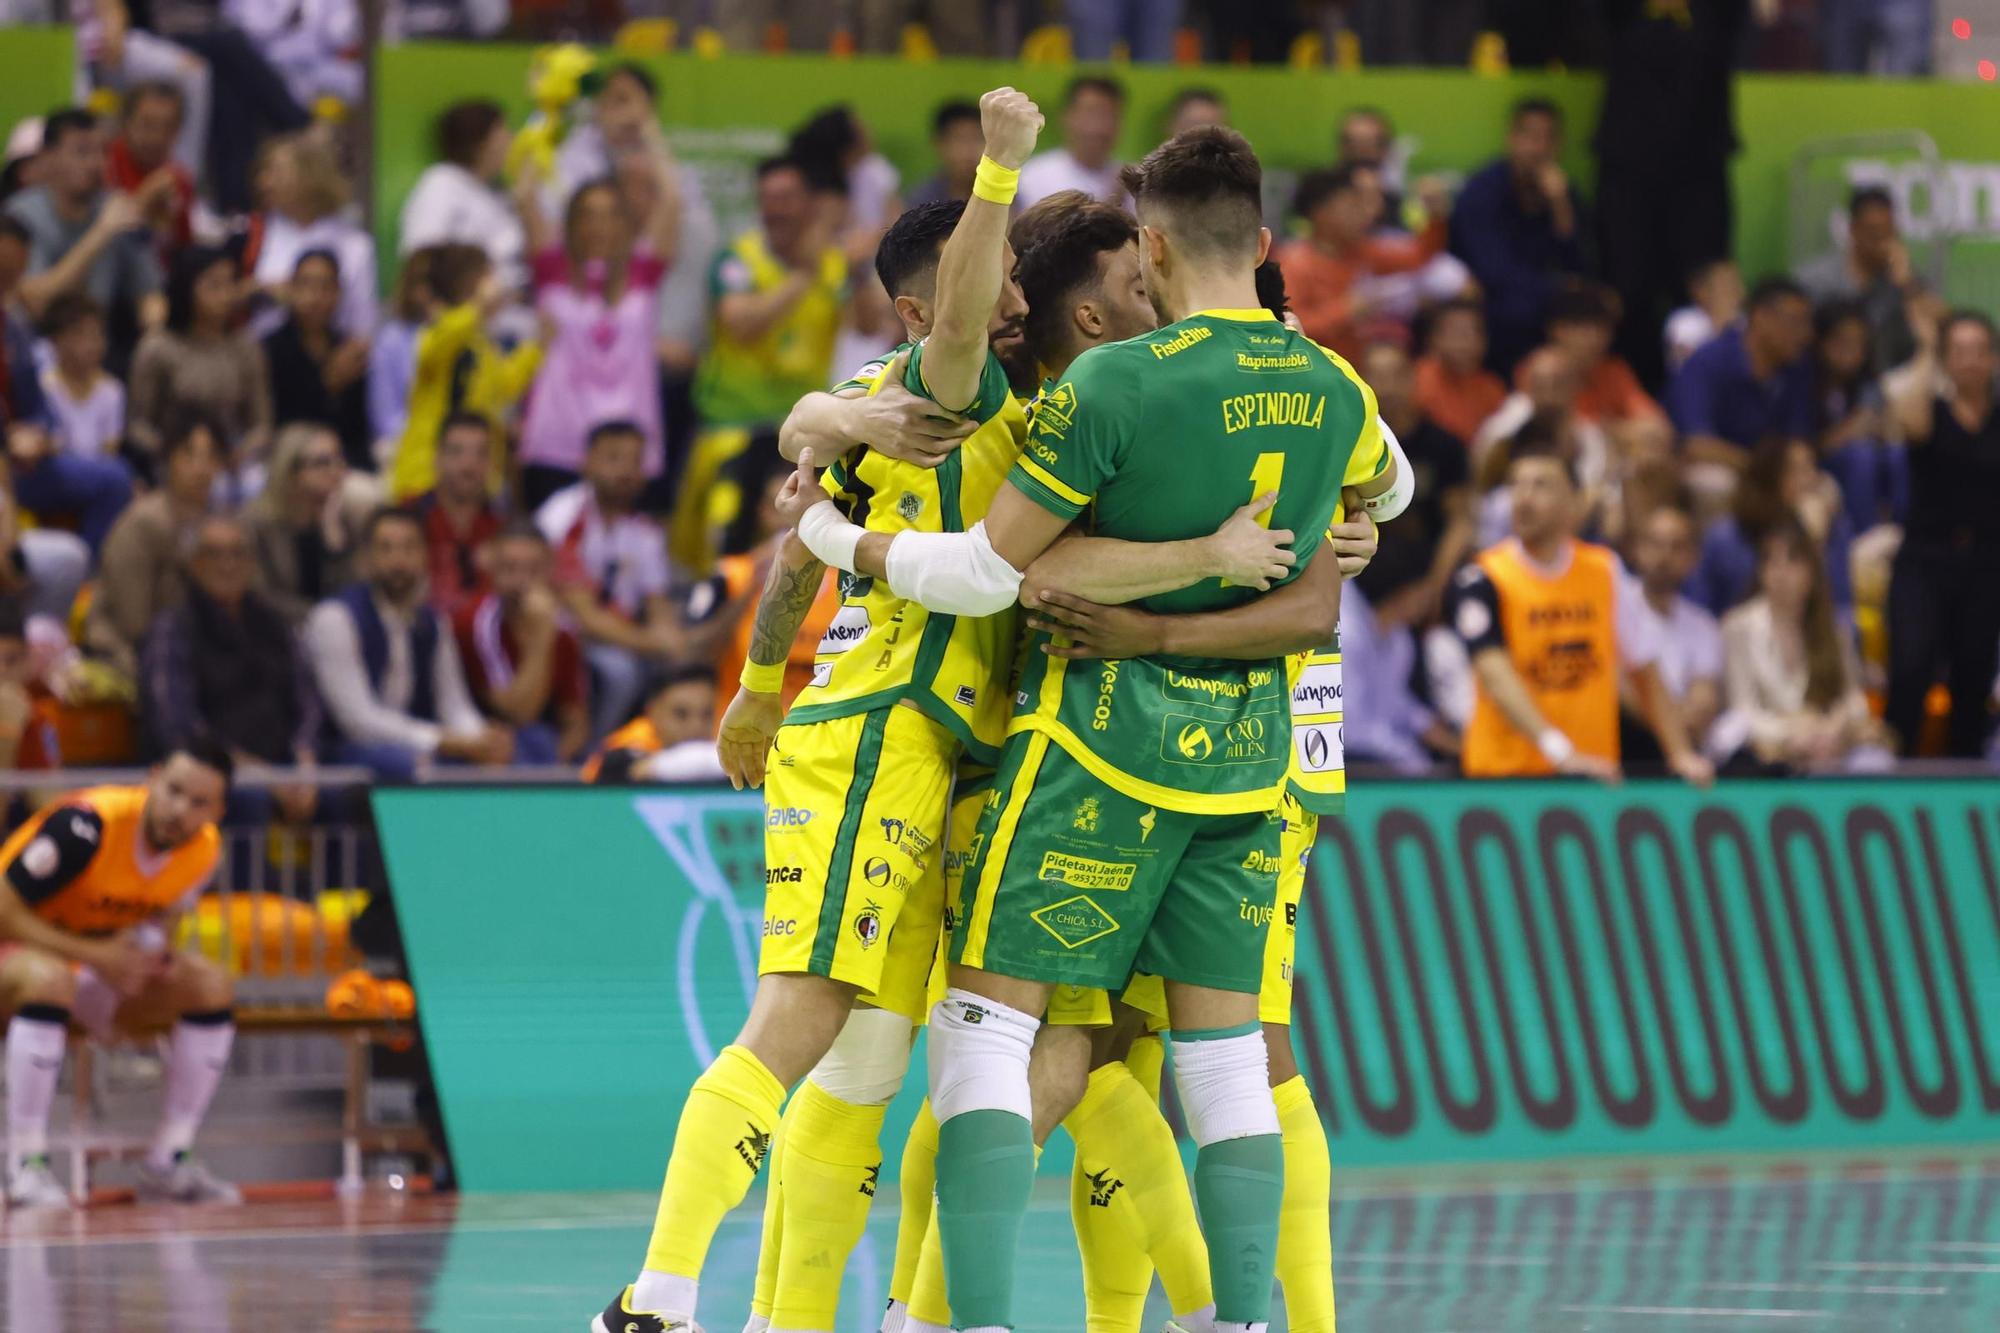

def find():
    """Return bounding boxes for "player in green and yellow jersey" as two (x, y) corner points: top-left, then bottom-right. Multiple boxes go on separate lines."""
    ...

(783, 127), (1401, 1333)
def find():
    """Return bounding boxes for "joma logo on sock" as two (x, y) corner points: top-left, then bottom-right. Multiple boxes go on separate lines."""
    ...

(1086, 1168), (1125, 1207)
(735, 1125), (772, 1171)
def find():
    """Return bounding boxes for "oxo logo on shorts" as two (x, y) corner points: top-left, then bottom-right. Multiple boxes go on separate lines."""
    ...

(1038, 851), (1136, 891)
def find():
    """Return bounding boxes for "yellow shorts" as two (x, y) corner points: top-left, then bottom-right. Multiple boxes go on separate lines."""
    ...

(758, 705), (955, 1023)
(1044, 794), (1317, 1030)
(924, 775), (1000, 1023)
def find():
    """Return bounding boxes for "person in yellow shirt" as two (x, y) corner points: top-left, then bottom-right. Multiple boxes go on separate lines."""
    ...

(0, 741), (234, 1210)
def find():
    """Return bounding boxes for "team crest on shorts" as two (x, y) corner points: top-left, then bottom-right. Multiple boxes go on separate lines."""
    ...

(854, 901), (884, 948)
(898, 491), (924, 521)
(1073, 797), (1101, 833)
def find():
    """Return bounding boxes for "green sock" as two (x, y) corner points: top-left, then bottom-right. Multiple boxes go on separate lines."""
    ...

(935, 1108), (1035, 1329)
(1193, 1133), (1286, 1325)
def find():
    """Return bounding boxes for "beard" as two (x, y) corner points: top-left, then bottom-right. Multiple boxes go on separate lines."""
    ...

(994, 336), (1040, 396)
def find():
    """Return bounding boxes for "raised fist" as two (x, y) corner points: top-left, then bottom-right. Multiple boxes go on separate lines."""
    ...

(980, 87), (1045, 172)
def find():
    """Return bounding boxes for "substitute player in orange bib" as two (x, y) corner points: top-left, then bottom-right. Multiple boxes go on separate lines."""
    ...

(0, 740), (239, 1209)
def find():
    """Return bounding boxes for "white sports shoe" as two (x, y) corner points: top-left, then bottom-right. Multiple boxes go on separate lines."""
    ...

(5, 1156), (73, 1209)
(136, 1153), (243, 1204)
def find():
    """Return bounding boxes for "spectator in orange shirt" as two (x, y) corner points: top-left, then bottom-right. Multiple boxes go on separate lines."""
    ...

(1536, 279), (1669, 441)
(1415, 297), (1507, 447)
(1276, 164), (1446, 362)
(582, 666), (722, 784)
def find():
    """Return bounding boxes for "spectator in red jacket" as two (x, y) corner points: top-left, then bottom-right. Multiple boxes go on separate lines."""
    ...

(105, 82), (194, 269)
(412, 412), (504, 621)
(454, 523), (590, 766)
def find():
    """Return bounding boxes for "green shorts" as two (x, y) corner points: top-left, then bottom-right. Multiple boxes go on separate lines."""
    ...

(949, 730), (1281, 995)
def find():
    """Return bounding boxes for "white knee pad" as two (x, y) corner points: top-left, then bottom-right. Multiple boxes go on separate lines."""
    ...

(806, 1006), (915, 1106)
(927, 988), (1039, 1124)
(1170, 1029), (1280, 1146)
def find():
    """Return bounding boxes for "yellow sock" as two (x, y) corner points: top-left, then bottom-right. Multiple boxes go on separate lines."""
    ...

(642, 1044), (787, 1283)
(1274, 1075), (1336, 1332)
(889, 1099), (940, 1304)
(1068, 1065), (1158, 1333)
(1065, 1058), (1213, 1320)
(769, 1082), (888, 1330)
(750, 1114), (789, 1319)
(1127, 1032), (1166, 1100)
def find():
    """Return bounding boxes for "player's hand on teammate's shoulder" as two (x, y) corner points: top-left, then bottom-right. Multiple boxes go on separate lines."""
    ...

(773, 448), (828, 530)
(861, 349), (974, 469)
(979, 87), (1044, 170)
(718, 687), (785, 790)
(1026, 590), (1164, 660)
(1206, 492), (1297, 591)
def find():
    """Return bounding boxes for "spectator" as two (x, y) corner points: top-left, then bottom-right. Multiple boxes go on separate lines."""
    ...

(0, 602), (60, 772)
(582, 665), (724, 784)
(1796, 185), (1919, 374)
(1473, 349), (1613, 544)
(1449, 436), (1710, 783)
(35, 293), (125, 460)
(387, 243), (540, 501)
(1414, 297), (1507, 448)
(1593, 0), (1744, 387)
(129, 245), (272, 467)
(230, 0), (363, 112)
(262, 248), (371, 470)
(1687, 436), (1853, 617)
(72, 4), (211, 183)
(367, 247), (430, 448)
(680, 157), (845, 568)
(1540, 278), (1671, 466)
(1065, 0), (1181, 62)
(1338, 581), (1452, 773)
(1276, 165), (1446, 362)
(141, 514), (319, 820)
(1822, 0), (1933, 77)
(1884, 308), (2000, 758)
(85, 413), (222, 676)
(410, 412), (503, 621)
(1623, 501), (1724, 762)
(906, 101), (983, 208)
(1017, 76), (1127, 210)
(104, 82), (195, 268)
(1354, 341), (1475, 622)
(1810, 298), (1904, 532)
(244, 423), (360, 625)
(1663, 256), (1742, 376)
(0, 218), (44, 427)
(5, 109), (168, 366)
(397, 98), (523, 293)
(305, 506), (512, 780)
(453, 523), (589, 765)
(1448, 97), (1587, 375)
(245, 133), (376, 337)
(787, 105), (904, 395)
(1713, 517), (1885, 772)
(538, 420), (680, 739)
(1668, 276), (1814, 473)
(710, 463), (841, 716)
(514, 136), (681, 510)
(1334, 105), (1403, 218)
(1164, 87), (1228, 139)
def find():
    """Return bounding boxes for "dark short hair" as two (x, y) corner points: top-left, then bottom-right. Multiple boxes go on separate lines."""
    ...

(363, 505), (424, 545)
(437, 99), (505, 169)
(1509, 416), (1579, 488)
(1291, 165), (1362, 219)
(438, 410), (492, 444)
(293, 246), (340, 280)
(165, 244), (236, 334)
(1010, 189), (1095, 258)
(932, 100), (979, 137)
(1065, 75), (1125, 108)
(1848, 184), (1894, 219)
(160, 411), (223, 463)
(1341, 104), (1393, 138)
(1170, 86), (1224, 116)
(788, 105), (862, 193)
(493, 518), (548, 547)
(586, 419), (645, 451)
(422, 242), (491, 306)
(1546, 278), (1617, 329)
(1254, 259), (1290, 320)
(1813, 296), (1870, 342)
(40, 107), (96, 152)
(651, 662), (718, 696)
(123, 81), (185, 121)
(601, 61), (658, 103)
(170, 732), (236, 786)
(1746, 275), (1808, 314)
(1120, 126), (1264, 263)
(1016, 203), (1138, 361)
(1941, 307), (1998, 347)
(1511, 96), (1563, 130)
(876, 198), (964, 298)
(39, 290), (102, 340)
(755, 155), (807, 185)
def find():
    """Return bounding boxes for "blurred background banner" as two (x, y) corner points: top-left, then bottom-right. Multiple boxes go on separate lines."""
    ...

(379, 778), (2000, 1193)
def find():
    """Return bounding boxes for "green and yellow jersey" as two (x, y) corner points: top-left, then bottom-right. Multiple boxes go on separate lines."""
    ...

(784, 341), (1029, 763)
(694, 231), (849, 427)
(1008, 309), (1385, 814)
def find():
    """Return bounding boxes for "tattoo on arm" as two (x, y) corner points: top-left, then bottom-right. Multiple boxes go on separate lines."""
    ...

(748, 546), (827, 666)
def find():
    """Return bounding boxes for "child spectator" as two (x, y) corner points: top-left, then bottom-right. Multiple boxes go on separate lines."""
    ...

(583, 666), (723, 784)
(1810, 298), (1904, 532)
(36, 293), (125, 459)
(128, 245), (272, 469)
(454, 523), (589, 765)
(1713, 517), (1884, 773)
(1664, 256), (1742, 375)
(245, 133), (376, 337)
(368, 248), (431, 450)
(85, 413), (223, 676)
(1276, 164), (1446, 363)
(244, 423), (360, 625)
(411, 413), (504, 621)
(388, 244), (540, 501)
(397, 99), (523, 293)
(513, 131), (681, 510)
(1415, 297), (1506, 448)
(263, 248), (371, 469)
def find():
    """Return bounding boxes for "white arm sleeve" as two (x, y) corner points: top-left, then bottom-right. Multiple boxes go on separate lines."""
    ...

(884, 521), (1024, 617)
(1359, 416), (1416, 522)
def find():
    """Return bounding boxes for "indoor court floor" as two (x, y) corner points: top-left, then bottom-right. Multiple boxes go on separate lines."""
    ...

(5, 1152), (2000, 1331)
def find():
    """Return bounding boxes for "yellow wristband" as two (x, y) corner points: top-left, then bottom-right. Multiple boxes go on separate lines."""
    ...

(739, 658), (787, 695)
(972, 156), (1020, 206)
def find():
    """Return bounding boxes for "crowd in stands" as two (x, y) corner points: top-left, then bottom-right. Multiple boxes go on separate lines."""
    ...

(0, 2), (1988, 833)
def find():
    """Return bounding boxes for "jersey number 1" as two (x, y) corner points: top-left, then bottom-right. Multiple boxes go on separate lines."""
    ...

(1222, 452), (1286, 587)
